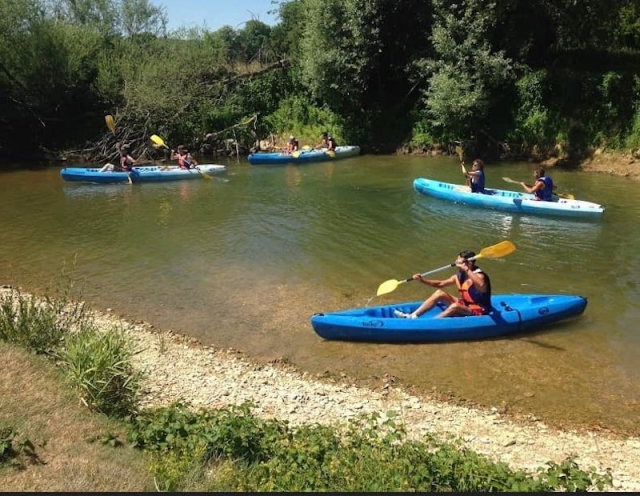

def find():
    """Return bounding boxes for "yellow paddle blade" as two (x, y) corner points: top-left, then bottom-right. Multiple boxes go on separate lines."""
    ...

(105, 115), (115, 133)
(150, 134), (167, 148)
(556, 192), (575, 200)
(376, 279), (402, 297)
(326, 150), (336, 158)
(302, 145), (312, 151)
(292, 151), (300, 158)
(194, 167), (212, 180)
(475, 240), (516, 260)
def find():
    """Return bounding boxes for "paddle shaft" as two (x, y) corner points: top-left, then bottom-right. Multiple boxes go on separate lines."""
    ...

(502, 176), (574, 200)
(398, 253), (490, 284)
(375, 240), (515, 297)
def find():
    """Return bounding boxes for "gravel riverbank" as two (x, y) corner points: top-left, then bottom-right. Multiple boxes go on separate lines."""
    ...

(81, 303), (639, 492)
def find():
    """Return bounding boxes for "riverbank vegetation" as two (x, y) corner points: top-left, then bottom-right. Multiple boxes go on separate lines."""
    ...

(1, 0), (640, 164)
(0, 285), (613, 491)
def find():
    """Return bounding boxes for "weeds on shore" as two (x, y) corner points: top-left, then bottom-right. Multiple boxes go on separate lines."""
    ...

(58, 326), (141, 418)
(0, 426), (39, 469)
(0, 285), (614, 492)
(126, 402), (612, 492)
(0, 286), (140, 419)
(0, 288), (87, 355)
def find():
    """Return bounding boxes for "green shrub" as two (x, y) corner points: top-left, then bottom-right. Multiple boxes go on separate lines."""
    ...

(264, 96), (346, 145)
(58, 326), (141, 419)
(149, 444), (208, 492)
(0, 426), (38, 469)
(128, 405), (612, 492)
(128, 402), (288, 464)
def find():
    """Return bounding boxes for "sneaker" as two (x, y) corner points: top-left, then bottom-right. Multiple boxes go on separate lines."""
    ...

(394, 310), (416, 319)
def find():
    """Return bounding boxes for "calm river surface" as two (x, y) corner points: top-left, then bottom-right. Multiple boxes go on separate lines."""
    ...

(1, 155), (639, 434)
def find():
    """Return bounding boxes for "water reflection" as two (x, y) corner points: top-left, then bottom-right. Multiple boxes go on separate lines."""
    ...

(2, 160), (640, 435)
(62, 183), (132, 198)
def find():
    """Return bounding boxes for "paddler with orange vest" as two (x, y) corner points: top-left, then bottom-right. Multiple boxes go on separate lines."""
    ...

(394, 250), (491, 319)
(170, 145), (199, 170)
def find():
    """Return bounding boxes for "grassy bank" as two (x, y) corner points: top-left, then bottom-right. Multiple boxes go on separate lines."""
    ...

(0, 343), (151, 491)
(0, 286), (613, 492)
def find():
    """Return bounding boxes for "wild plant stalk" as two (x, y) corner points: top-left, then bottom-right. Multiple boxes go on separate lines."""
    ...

(58, 325), (142, 419)
(0, 288), (90, 355)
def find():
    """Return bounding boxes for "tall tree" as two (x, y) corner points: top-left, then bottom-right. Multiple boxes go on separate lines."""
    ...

(298, 0), (432, 143)
(119, 0), (166, 38)
(416, 0), (514, 144)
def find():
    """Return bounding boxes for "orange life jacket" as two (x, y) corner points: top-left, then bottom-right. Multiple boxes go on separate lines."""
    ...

(455, 268), (491, 314)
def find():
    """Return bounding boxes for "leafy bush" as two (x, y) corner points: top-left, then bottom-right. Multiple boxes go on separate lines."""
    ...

(127, 405), (612, 492)
(128, 402), (288, 464)
(0, 426), (38, 469)
(264, 96), (345, 145)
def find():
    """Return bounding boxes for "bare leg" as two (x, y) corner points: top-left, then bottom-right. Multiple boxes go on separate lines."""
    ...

(412, 289), (457, 318)
(436, 302), (474, 318)
(99, 163), (114, 172)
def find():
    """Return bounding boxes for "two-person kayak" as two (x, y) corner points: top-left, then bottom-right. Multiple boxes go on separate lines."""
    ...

(413, 178), (605, 219)
(248, 146), (360, 165)
(60, 165), (227, 184)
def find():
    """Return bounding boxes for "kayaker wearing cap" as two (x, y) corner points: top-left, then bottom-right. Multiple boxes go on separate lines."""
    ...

(99, 142), (138, 172)
(286, 135), (299, 154)
(394, 250), (492, 319)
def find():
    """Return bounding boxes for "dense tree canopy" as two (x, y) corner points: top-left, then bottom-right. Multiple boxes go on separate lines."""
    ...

(1, 0), (640, 161)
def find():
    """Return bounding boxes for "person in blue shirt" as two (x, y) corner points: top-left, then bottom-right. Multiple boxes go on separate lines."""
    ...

(464, 159), (486, 193)
(521, 167), (553, 201)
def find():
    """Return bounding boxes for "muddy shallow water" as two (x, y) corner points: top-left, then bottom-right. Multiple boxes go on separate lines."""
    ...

(1, 154), (639, 435)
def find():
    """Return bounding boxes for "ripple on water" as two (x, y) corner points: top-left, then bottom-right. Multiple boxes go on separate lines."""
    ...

(2, 161), (640, 435)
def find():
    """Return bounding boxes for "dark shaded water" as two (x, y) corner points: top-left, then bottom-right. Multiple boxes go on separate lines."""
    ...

(1, 156), (639, 434)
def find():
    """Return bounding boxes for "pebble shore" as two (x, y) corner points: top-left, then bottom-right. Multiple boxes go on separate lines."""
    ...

(2, 286), (639, 491)
(88, 309), (640, 492)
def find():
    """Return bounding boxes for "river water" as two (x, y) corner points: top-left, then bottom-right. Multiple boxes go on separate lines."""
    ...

(1, 156), (639, 434)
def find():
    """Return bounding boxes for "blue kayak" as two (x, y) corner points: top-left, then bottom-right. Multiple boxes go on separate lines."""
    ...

(311, 294), (587, 343)
(60, 165), (227, 184)
(413, 178), (604, 219)
(248, 146), (360, 165)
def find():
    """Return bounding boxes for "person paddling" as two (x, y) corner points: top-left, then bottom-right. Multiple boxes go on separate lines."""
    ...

(170, 145), (198, 170)
(286, 135), (299, 154)
(317, 132), (337, 152)
(463, 159), (486, 193)
(520, 167), (554, 201)
(99, 143), (138, 172)
(394, 250), (492, 319)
